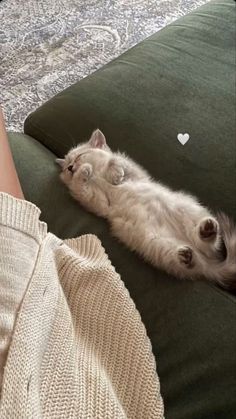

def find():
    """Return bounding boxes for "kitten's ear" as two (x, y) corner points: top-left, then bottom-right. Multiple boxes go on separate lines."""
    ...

(55, 158), (65, 168)
(89, 129), (107, 149)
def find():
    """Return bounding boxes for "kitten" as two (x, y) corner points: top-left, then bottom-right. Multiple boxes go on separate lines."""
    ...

(56, 129), (236, 290)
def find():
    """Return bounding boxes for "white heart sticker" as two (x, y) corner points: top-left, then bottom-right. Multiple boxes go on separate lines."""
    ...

(177, 133), (190, 145)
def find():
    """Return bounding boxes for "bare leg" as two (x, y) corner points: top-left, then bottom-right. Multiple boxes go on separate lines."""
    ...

(0, 107), (24, 199)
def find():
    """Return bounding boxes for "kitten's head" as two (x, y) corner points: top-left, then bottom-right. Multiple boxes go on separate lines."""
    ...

(56, 129), (111, 185)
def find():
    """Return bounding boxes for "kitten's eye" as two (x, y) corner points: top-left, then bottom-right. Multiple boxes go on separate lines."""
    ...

(68, 165), (73, 172)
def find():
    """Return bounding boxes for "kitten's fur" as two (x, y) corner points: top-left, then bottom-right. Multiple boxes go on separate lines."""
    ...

(56, 129), (236, 290)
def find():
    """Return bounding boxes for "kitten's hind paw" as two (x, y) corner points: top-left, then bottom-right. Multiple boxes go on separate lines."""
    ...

(178, 245), (194, 268)
(199, 217), (219, 240)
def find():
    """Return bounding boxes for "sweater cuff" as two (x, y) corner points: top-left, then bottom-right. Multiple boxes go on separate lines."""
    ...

(0, 192), (47, 243)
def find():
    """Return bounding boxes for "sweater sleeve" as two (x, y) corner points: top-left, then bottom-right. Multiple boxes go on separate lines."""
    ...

(0, 192), (47, 391)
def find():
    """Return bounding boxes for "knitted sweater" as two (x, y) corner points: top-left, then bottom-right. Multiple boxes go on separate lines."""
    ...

(0, 193), (164, 419)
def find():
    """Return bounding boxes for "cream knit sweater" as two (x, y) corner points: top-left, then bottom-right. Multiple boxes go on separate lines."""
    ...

(0, 193), (164, 419)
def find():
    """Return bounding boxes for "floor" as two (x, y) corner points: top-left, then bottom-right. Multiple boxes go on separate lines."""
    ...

(0, 0), (208, 131)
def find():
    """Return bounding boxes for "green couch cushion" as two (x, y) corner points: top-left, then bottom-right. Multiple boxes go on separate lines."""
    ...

(9, 132), (236, 419)
(9, 130), (236, 418)
(17, 0), (235, 418)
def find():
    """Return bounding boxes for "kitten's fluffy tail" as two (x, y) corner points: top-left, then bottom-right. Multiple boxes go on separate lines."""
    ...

(212, 213), (236, 290)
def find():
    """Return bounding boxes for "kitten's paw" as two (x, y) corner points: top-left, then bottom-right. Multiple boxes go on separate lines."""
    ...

(199, 217), (219, 240)
(112, 170), (124, 185)
(108, 162), (125, 185)
(78, 163), (93, 181)
(177, 245), (194, 268)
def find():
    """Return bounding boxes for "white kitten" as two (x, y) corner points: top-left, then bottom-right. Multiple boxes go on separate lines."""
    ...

(56, 129), (236, 290)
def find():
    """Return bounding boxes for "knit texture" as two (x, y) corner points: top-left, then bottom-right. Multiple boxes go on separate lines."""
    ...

(0, 193), (164, 418)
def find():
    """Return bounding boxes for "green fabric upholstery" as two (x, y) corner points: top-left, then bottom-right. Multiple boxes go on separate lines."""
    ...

(9, 1), (236, 418)
(9, 132), (236, 419)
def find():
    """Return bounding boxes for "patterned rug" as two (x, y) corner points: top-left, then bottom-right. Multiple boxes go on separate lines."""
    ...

(0, 0), (207, 131)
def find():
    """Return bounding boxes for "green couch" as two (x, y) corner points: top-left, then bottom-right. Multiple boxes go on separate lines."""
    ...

(8, 1), (236, 418)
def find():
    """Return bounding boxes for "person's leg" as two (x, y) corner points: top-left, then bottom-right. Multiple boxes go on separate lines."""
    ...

(0, 107), (24, 199)
(0, 110), (27, 390)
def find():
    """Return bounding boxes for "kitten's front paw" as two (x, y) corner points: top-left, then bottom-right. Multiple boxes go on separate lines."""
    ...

(77, 163), (93, 182)
(199, 217), (219, 240)
(108, 162), (125, 185)
(177, 245), (194, 268)
(112, 169), (124, 185)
